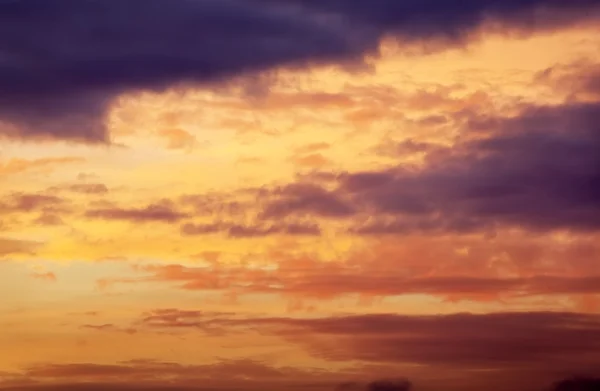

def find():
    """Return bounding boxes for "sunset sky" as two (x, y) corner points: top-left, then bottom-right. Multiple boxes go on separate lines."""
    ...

(1, 1), (600, 391)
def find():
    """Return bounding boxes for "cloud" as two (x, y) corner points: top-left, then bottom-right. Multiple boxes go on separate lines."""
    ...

(1, 375), (598, 391)
(85, 201), (189, 223)
(0, 359), (338, 391)
(0, 386), (211, 391)
(157, 128), (197, 151)
(355, 101), (600, 232)
(290, 153), (332, 169)
(536, 60), (600, 101)
(2, 0), (599, 141)
(0, 237), (40, 257)
(139, 309), (237, 334)
(219, 312), (600, 377)
(181, 221), (321, 238)
(101, 258), (600, 302)
(83, 309), (600, 387)
(29, 272), (57, 282)
(261, 183), (356, 219)
(17, 360), (303, 381)
(79, 323), (138, 334)
(264, 100), (600, 233)
(0, 157), (85, 176)
(0, 193), (67, 214)
(228, 222), (321, 237)
(0, 0), (360, 142)
(271, 0), (600, 42)
(59, 184), (109, 195)
(33, 213), (65, 226)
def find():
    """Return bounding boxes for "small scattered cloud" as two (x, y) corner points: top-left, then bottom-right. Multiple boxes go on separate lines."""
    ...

(29, 272), (57, 282)
(0, 237), (40, 257)
(157, 128), (197, 151)
(181, 221), (321, 238)
(0, 157), (85, 177)
(85, 201), (189, 223)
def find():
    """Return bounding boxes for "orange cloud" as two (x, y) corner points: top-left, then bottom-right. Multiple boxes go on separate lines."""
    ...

(157, 128), (197, 150)
(78, 309), (600, 391)
(0, 359), (345, 391)
(30, 272), (57, 282)
(0, 237), (40, 257)
(102, 261), (600, 303)
(0, 157), (85, 177)
(85, 201), (189, 223)
(181, 222), (321, 238)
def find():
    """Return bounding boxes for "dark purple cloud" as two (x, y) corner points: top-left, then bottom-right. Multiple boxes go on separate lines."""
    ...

(2, 0), (599, 141)
(350, 102), (600, 232)
(262, 0), (600, 39)
(0, 0), (360, 142)
(262, 183), (356, 219)
(265, 101), (600, 232)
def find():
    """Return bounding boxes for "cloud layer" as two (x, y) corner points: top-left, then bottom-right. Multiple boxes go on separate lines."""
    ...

(2, 0), (600, 141)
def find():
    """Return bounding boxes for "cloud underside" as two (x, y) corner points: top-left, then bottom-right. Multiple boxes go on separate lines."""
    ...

(261, 101), (600, 233)
(4, 97), (598, 254)
(1, 0), (600, 141)
(84, 99), (598, 234)
(130, 310), (600, 376)
(102, 261), (600, 301)
(0, 359), (333, 391)
(2, 312), (599, 391)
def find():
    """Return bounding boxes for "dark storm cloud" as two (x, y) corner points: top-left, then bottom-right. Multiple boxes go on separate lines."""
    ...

(263, 0), (600, 39)
(0, 0), (360, 142)
(2, 0), (600, 142)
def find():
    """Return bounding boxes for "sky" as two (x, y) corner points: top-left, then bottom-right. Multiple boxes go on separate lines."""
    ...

(1, 1), (600, 391)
